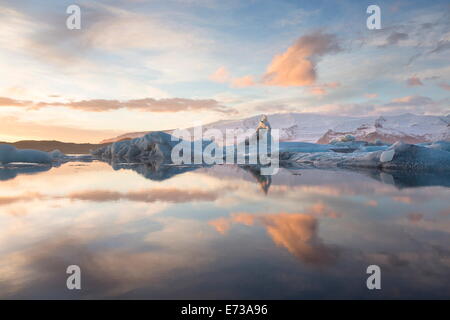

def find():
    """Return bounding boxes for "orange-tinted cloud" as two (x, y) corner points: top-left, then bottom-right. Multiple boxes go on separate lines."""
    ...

(308, 82), (340, 95)
(209, 212), (339, 266)
(390, 95), (432, 105)
(0, 97), (28, 107)
(0, 97), (234, 114)
(263, 31), (341, 87)
(231, 75), (255, 88)
(365, 93), (378, 99)
(209, 67), (231, 83)
(210, 67), (255, 88)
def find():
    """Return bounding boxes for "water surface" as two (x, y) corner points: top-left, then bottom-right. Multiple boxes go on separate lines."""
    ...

(1, 161), (449, 299)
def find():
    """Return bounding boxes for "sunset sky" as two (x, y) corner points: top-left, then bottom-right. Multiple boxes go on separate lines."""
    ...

(0, 0), (449, 143)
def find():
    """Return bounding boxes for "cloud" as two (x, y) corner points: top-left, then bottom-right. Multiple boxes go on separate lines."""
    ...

(0, 96), (234, 114)
(262, 31), (341, 87)
(308, 82), (340, 95)
(0, 97), (28, 107)
(209, 67), (231, 83)
(383, 32), (409, 46)
(376, 95), (449, 114)
(438, 82), (450, 91)
(231, 75), (255, 88)
(209, 212), (339, 266)
(209, 67), (255, 88)
(276, 8), (318, 27)
(406, 76), (423, 87)
(430, 40), (450, 54)
(365, 93), (378, 99)
(390, 95), (433, 105)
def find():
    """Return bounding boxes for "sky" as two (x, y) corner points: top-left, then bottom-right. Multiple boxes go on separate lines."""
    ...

(0, 0), (449, 143)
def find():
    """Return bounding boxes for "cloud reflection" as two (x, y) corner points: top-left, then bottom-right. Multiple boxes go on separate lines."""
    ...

(210, 212), (339, 266)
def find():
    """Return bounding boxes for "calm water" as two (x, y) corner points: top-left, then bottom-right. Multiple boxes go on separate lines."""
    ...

(1, 161), (450, 299)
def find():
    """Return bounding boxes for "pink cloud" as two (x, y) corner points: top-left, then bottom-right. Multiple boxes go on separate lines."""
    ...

(231, 75), (255, 88)
(438, 82), (450, 91)
(308, 82), (341, 95)
(365, 93), (378, 99)
(209, 67), (230, 83)
(406, 76), (423, 87)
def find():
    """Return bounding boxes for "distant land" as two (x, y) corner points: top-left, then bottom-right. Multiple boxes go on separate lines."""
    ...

(3, 113), (449, 154)
(0, 140), (107, 154)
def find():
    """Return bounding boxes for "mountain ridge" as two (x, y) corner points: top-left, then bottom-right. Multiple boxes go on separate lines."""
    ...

(100, 113), (450, 145)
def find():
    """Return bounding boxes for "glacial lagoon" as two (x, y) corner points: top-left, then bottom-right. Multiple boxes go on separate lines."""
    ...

(1, 161), (450, 299)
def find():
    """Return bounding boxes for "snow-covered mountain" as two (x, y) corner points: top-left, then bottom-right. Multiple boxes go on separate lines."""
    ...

(317, 114), (450, 144)
(101, 113), (450, 145)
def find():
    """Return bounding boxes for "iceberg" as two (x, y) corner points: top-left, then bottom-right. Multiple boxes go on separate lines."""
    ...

(92, 132), (177, 162)
(428, 140), (450, 152)
(0, 144), (53, 164)
(284, 141), (450, 172)
(91, 131), (211, 164)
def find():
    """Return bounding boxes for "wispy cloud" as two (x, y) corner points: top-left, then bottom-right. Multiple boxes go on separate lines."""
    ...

(0, 96), (235, 114)
(438, 82), (450, 91)
(406, 76), (423, 87)
(382, 31), (409, 47)
(308, 82), (341, 95)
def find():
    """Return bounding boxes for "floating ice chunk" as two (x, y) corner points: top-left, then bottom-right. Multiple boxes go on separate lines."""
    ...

(288, 141), (450, 171)
(92, 132), (179, 163)
(380, 149), (395, 162)
(49, 149), (65, 159)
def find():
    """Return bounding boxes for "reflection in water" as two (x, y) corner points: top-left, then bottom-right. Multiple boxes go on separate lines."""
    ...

(0, 161), (450, 299)
(240, 165), (272, 194)
(349, 168), (450, 189)
(0, 164), (51, 181)
(209, 212), (339, 266)
(66, 188), (221, 203)
(110, 162), (203, 181)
